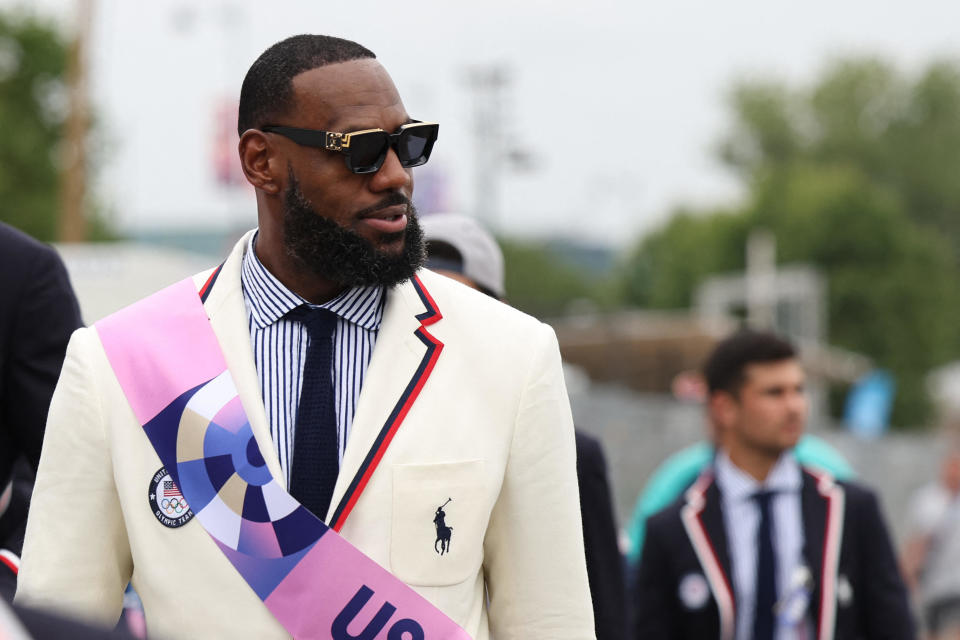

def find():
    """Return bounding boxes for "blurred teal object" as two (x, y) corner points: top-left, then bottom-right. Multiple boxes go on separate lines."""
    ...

(625, 435), (855, 565)
(844, 370), (895, 439)
(625, 441), (712, 566)
(795, 435), (855, 479)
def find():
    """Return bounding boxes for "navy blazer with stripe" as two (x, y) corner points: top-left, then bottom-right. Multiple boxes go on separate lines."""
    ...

(633, 465), (915, 640)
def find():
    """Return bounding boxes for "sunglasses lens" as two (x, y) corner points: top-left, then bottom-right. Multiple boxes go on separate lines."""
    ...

(346, 131), (390, 174)
(398, 124), (438, 168)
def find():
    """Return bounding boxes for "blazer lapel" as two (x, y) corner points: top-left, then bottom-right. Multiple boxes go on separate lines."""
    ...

(199, 246), (445, 528)
(800, 467), (845, 640)
(327, 274), (444, 530)
(202, 232), (286, 490)
(680, 474), (737, 640)
(801, 470), (827, 631)
(701, 483), (734, 595)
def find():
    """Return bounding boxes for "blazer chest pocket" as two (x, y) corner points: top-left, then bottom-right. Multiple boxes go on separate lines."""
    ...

(391, 460), (486, 586)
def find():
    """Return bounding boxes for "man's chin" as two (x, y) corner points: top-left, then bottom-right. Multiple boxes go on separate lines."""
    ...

(352, 224), (407, 249)
(282, 171), (424, 287)
(362, 229), (406, 250)
(782, 424), (804, 446)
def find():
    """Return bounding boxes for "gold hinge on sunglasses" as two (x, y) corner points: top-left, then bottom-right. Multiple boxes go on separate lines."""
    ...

(325, 132), (345, 151)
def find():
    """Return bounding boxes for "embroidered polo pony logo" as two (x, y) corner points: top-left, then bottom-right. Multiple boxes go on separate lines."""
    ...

(434, 498), (453, 555)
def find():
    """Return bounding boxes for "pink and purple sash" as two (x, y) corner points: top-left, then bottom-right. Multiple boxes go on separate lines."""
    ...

(96, 277), (469, 640)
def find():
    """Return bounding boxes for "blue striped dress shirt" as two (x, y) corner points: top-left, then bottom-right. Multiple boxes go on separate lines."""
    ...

(240, 232), (385, 485)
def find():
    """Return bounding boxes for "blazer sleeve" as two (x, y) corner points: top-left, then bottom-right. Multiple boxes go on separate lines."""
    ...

(483, 323), (596, 639)
(852, 488), (916, 640)
(633, 512), (681, 640)
(15, 328), (131, 627)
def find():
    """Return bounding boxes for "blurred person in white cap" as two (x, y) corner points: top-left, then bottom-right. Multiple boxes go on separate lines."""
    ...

(423, 212), (629, 640)
(422, 212), (505, 299)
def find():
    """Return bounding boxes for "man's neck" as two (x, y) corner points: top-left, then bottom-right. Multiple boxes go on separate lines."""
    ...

(724, 445), (781, 484)
(253, 234), (346, 304)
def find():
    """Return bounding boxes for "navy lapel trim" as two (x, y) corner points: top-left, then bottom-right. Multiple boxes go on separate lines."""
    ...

(199, 262), (224, 303)
(805, 467), (845, 640)
(680, 472), (736, 640)
(328, 275), (444, 532)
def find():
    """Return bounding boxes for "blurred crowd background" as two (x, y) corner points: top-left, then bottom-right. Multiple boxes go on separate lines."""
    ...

(3, 0), (960, 633)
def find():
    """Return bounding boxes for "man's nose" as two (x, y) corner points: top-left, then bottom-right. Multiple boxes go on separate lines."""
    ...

(786, 390), (808, 414)
(369, 147), (412, 192)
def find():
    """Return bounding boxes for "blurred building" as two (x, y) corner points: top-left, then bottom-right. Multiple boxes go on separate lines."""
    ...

(56, 236), (236, 324)
(552, 309), (869, 409)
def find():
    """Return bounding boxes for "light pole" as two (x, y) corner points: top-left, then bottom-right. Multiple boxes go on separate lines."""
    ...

(59, 0), (94, 242)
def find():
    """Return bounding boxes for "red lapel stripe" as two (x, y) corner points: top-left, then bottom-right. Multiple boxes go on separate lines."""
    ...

(0, 550), (19, 576)
(198, 263), (224, 303)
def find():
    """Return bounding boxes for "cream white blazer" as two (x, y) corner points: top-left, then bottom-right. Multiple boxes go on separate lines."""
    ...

(16, 232), (595, 640)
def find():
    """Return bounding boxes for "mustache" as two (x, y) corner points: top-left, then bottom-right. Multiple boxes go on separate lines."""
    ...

(354, 193), (413, 219)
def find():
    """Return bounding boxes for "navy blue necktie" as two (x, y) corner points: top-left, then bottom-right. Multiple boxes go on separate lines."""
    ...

(287, 305), (339, 521)
(753, 490), (778, 640)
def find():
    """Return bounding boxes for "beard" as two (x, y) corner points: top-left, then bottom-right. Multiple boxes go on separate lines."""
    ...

(281, 171), (425, 288)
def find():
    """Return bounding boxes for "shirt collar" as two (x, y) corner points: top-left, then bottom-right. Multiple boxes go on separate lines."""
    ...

(241, 231), (385, 332)
(714, 448), (802, 504)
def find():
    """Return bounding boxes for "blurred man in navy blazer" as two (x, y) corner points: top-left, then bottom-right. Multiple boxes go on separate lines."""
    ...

(633, 329), (914, 640)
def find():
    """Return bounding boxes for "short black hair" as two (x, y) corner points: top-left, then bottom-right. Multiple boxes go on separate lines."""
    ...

(237, 34), (376, 136)
(703, 329), (797, 396)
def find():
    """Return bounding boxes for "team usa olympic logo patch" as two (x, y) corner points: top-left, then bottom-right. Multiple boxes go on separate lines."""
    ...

(148, 466), (194, 528)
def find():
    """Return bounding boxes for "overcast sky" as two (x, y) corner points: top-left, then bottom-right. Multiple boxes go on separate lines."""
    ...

(4, 0), (959, 247)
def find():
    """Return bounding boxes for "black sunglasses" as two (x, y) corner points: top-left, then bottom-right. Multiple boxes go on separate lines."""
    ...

(261, 121), (439, 175)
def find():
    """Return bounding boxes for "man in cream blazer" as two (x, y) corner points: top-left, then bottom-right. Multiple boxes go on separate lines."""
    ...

(16, 35), (594, 640)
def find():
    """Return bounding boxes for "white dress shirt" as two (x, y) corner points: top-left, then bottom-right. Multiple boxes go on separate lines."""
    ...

(715, 450), (811, 640)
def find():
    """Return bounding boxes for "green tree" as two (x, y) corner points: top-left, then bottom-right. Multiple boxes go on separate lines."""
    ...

(624, 57), (960, 426)
(750, 164), (960, 424)
(500, 238), (618, 319)
(620, 207), (749, 309)
(0, 11), (68, 240)
(722, 58), (960, 259)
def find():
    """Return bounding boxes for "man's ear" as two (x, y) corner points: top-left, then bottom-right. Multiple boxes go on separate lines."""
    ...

(238, 130), (282, 195)
(709, 391), (738, 433)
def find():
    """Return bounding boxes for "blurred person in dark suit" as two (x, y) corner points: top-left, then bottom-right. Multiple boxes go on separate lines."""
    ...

(633, 329), (914, 640)
(423, 212), (629, 640)
(0, 222), (82, 601)
(574, 430), (630, 640)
